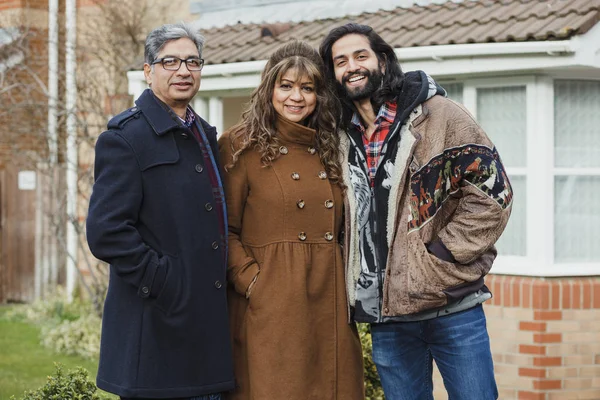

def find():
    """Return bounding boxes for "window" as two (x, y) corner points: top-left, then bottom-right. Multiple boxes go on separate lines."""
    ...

(476, 86), (527, 257)
(553, 81), (600, 263)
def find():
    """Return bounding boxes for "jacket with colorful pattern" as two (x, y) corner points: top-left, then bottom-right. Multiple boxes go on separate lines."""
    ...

(341, 80), (513, 317)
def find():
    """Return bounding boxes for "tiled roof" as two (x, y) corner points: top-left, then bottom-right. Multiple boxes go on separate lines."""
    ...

(199, 0), (600, 65)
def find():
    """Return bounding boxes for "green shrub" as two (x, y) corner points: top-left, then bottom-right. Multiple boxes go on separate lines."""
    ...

(10, 363), (109, 400)
(358, 323), (385, 400)
(3, 289), (102, 360)
(41, 314), (102, 360)
(3, 288), (91, 325)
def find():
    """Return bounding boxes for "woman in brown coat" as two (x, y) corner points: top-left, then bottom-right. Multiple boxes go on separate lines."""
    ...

(218, 41), (364, 400)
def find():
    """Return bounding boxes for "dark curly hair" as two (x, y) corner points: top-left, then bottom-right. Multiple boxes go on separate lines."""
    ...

(319, 23), (405, 128)
(227, 40), (343, 186)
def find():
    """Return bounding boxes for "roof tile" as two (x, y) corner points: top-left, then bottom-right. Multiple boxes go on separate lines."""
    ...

(199, 0), (600, 65)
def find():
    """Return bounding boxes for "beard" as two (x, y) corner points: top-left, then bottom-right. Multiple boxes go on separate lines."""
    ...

(337, 68), (384, 101)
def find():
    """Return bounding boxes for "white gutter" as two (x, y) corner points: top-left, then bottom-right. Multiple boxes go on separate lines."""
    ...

(65, 0), (78, 301)
(201, 60), (267, 76)
(127, 40), (583, 97)
(395, 40), (578, 61)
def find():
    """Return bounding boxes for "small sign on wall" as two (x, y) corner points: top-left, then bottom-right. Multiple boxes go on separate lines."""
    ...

(18, 170), (36, 191)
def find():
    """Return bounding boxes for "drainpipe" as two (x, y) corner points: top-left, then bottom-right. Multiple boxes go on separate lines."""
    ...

(48, 0), (59, 298)
(65, 0), (77, 301)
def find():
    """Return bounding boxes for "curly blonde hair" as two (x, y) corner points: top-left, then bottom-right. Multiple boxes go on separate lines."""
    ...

(226, 40), (343, 186)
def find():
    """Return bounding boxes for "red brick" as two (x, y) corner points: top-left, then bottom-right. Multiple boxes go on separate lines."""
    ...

(593, 281), (600, 309)
(534, 311), (562, 321)
(513, 276), (522, 307)
(534, 356), (562, 367)
(523, 279), (532, 308)
(582, 279), (592, 309)
(503, 277), (512, 307)
(534, 333), (562, 344)
(520, 321), (547, 332)
(572, 281), (582, 309)
(521, 344), (547, 355)
(533, 379), (562, 390)
(533, 280), (550, 309)
(518, 391), (546, 400)
(519, 367), (546, 378)
(551, 281), (560, 309)
(493, 275), (503, 306)
(562, 281), (572, 309)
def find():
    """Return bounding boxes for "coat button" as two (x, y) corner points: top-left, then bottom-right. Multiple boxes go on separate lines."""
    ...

(384, 307), (389, 314)
(307, 146), (316, 155)
(215, 280), (222, 289)
(324, 232), (334, 241)
(298, 232), (307, 241)
(195, 164), (203, 173)
(291, 172), (300, 180)
(181, 132), (189, 139)
(205, 203), (213, 211)
(324, 200), (334, 209)
(279, 146), (288, 155)
(297, 200), (305, 209)
(141, 286), (149, 294)
(211, 241), (219, 250)
(318, 171), (327, 180)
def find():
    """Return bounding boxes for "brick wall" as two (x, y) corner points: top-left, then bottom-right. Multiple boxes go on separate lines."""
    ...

(432, 276), (600, 400)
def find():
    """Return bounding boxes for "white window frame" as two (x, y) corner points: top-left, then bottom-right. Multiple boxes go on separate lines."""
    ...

(454, 75), (600, 277)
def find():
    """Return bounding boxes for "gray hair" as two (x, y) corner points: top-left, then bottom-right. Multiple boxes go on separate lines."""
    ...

(144, 23), (205, 65)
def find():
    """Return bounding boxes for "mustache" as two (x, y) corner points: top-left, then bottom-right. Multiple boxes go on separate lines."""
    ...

(342, 70), (371, 84)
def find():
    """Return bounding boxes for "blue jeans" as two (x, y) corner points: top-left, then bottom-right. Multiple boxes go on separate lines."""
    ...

(121, 394), (221, 400)
(371, 304), (498, 400)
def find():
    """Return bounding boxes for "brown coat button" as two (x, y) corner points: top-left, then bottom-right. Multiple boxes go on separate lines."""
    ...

(307, 146), (316, 155)
(324, 232), (333, 241)
(279, 146), (288, 155)
(318, 171), (327, 180)
(297, 200), (305, 209)
(325, 200), (334, 209)
(291, 172), (300, 180)
(298, 232), (307, 241)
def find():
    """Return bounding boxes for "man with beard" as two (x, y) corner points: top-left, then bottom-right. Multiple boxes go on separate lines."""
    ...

(320, 24), (513, 399)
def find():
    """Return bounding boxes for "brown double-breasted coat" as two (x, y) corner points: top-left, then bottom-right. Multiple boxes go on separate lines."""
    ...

(219, 116), (364, 400)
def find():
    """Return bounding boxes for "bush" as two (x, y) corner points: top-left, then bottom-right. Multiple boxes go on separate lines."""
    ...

(10, 363), (109, 400)
(3, 287), (91, 325)
(41, 314), (102, 360)
(3, 288), (102, 360)
(358, 323), (385, 400)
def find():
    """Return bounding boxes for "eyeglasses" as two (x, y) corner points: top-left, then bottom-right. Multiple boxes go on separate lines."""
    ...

(151, 57), (205, 71)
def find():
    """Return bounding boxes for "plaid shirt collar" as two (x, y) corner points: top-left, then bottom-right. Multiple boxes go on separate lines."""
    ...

(177, 106), (196, 128)
(350, 101), (397, 133)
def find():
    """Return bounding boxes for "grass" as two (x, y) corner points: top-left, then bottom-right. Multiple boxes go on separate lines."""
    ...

(0, 306), (116, 399)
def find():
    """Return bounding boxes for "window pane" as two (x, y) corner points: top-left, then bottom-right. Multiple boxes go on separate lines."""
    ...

(554, 80), (600, 168)
(477, 86), (526, 168)
(442, 82), (463, 103)
(496, 176), (526, 256)
(555, 176), (600, 262)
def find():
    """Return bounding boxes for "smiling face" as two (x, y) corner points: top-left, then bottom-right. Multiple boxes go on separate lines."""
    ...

(331, 33), (384, 102)
(143, 37), (201, 115)
(271, 67), (317, 124)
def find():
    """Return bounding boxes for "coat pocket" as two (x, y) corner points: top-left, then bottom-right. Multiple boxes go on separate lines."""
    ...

(408, 235), (489, 303)
(154, 255), (185, 316)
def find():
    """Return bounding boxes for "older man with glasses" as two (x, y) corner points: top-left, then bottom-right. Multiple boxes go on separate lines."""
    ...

(87, 22), (234, 400)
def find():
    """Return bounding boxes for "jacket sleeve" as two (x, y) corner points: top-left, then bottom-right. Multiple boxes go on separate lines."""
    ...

(218, 133), (260, 296)
(86, 130), (169, 298)
(430, 103), (513, 264)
